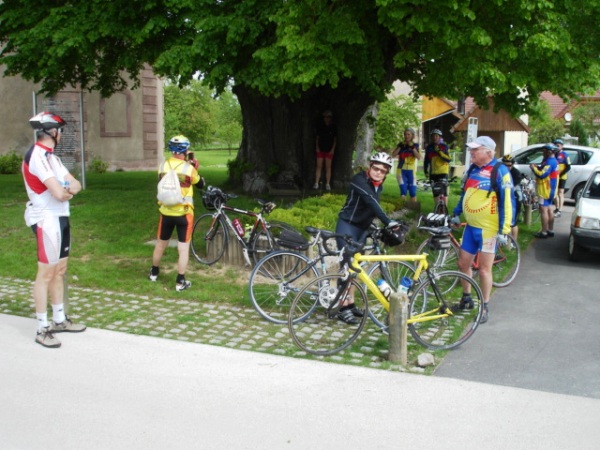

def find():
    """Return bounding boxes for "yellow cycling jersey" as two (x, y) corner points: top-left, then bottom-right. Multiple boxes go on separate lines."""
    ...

(158, 157), (201, 216)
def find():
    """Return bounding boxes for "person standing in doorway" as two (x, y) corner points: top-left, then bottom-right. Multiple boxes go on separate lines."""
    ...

(23, 112), (85, 348)
(391, 127), (421, 202)
(314, 110), (337, 191)
(149, 135), (205, 291)
(424, 129), (451, 206)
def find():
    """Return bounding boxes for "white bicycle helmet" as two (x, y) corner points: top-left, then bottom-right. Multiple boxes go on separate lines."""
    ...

(370, 152), (393, 169)
(431, 129), (443, 136)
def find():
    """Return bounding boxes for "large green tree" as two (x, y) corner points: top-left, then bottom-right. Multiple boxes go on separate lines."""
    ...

(1, 0), (598, 192)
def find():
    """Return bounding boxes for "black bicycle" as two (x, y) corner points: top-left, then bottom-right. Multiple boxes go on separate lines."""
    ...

(191, 186), (298, 266)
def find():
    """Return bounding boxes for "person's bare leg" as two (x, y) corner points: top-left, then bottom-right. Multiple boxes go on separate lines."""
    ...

(324, 158), (333, 187)
(177, 241), (191, 275)
(152, 239), (170, 267)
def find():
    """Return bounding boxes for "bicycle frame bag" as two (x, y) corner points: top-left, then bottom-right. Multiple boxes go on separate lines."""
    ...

(428, 235), (452, 250)
(276, 229), (310, 251)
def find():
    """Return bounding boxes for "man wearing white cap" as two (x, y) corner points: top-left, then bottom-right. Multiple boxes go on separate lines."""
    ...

(451, 136), (514, 323)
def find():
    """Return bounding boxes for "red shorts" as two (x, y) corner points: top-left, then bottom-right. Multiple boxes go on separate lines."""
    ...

(316, 151), (334, 160)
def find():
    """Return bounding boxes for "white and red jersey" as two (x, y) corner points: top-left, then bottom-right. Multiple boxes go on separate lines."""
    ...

(22, 142), (70, 225)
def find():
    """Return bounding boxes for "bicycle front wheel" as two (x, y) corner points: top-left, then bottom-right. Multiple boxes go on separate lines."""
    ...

(248, 250), (319, 324)
(492, 234), (521, 287)
(365, 261), (416, 329)
(288, 273), (368, 356)
(191, 213), (228, 265)
(408, 270), (483, 351)
(251, 221), (301, 264)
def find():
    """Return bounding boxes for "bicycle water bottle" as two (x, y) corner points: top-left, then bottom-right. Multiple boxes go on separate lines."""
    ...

(232, 218), (245, 238)
(376, 279), (392, 299)
(399, 276), (412, 296)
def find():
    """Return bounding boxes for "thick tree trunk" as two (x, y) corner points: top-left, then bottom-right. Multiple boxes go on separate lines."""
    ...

(233, 82), (375, 194)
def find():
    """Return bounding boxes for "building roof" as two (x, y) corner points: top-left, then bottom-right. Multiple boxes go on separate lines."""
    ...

(450, 97), (530, 133)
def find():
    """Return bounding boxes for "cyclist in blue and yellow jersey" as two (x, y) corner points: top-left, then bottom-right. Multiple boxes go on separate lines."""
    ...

(424, 129), (452, 206)
(149, 135), (206, 291)
(452, 136), (514, 324)
(391, 127), (421, 202)
(552, 139), (571, 218)
(530, 143), (560, 239)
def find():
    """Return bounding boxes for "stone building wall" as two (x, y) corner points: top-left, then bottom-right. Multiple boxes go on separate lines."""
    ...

(0, 65), (163, 172)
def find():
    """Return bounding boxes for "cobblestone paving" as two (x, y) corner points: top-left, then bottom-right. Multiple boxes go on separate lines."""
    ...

(0, 276), (432, 373)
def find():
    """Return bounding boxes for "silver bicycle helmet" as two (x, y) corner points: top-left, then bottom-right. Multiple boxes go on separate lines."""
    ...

(370, 152), (394, 169)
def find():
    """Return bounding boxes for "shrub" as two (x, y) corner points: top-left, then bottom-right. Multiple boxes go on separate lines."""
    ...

(88, 157), (109, 174)
(0, 151), (23, 174)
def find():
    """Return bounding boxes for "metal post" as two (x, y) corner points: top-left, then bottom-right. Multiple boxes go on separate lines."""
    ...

(79, 91), (86, 189)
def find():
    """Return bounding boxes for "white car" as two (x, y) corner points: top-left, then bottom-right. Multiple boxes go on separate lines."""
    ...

(569, 168), (600, 261)
(511, 144), (600, 200)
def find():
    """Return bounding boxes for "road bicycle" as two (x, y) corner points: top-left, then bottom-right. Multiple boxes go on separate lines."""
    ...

(520, 175), (540, 224)
(417, 177), (459, 216)
(248, 224), (415, 325)
(415, 215), (521, 288)
(288, 232), (484, 356)
(190, 186), (298, 266)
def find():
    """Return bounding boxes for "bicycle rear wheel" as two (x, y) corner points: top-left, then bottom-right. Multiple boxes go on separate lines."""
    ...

(365, 261), (416, 329)
(434, 201), (449, 216)
(251, 221), (300, 264)
(416, 238), (460, 273)
(191, 213), (228, 265)
(492, 234), (521, 287)
(408, 270), (483, 351)
(288, 273), (368, 356)
(248, 250), (319, 324)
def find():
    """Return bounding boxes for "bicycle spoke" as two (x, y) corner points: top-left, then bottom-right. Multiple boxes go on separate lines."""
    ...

(191, 214), (227, 265)
(288, 274), (368, 356)
(365, 261), (416, 330)
(408, 271), (483, 350)
(248, 251), (318, 324)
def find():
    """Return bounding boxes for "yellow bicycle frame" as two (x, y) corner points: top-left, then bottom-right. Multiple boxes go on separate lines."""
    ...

(347, 252), (453, 322)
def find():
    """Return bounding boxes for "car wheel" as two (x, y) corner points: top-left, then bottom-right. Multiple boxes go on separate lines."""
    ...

(571, 182), (585, 201)
(568, 233), (585, 262)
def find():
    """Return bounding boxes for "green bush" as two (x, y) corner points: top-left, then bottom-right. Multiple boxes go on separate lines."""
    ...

(0, 152), (23, 174)
(88, 157), (109, 174)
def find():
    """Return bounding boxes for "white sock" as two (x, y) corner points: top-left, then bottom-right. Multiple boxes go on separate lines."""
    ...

(36, 312), (48, 331)
(52, 303), (66, 324)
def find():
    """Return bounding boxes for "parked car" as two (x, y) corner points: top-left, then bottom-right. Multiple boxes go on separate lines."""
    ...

(569, 168), (600, 261)
(511, 144), (600, 200)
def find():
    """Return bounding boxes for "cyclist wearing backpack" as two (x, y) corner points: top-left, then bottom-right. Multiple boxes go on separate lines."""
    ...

(530, 143), (559, 239)
(149, 135), (205, 291)
(451, 136), (514, 324)
(552, 139), (571, 218)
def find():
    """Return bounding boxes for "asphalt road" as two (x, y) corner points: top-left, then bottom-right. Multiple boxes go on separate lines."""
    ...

(435, 204), (600, 398)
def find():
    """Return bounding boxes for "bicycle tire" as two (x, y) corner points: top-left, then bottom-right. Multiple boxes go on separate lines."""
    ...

(416, 237), (460, 273)
(434, 202), (449, 216)
(492, 234), (521, 287)
(191, 213), (228, 265)
(248, 250), (319, 324)
(365, 260), (416, 329)
(251, 221), (300, 265)
(408, 270), (483, 351)
(288, 273), (369, 356)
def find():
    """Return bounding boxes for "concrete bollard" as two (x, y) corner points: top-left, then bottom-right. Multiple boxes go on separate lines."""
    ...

(388, 289), (409, 366)
(524, 204), (532, 225)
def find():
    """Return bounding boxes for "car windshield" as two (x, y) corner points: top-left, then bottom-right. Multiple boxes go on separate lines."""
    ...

(583, 172), (600, 199)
